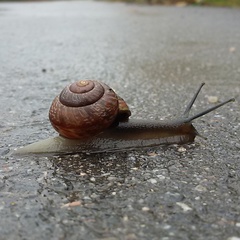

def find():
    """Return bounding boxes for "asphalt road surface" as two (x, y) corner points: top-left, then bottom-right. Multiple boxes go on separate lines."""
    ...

(0, 1), (240, 239)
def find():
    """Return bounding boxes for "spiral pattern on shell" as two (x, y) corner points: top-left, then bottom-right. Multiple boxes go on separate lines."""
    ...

(49, 80), (119, 139)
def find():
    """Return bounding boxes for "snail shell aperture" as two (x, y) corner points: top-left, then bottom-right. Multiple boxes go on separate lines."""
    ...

(49, 80), (130, 139)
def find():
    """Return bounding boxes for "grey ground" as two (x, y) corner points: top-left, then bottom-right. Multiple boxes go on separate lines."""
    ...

(0, 1), (240, 239)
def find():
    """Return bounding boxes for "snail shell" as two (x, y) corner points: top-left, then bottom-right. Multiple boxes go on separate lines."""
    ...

(49, 80), (130, 139)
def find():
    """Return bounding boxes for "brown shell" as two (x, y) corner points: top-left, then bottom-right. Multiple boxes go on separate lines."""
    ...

(49, 80), (120, 139)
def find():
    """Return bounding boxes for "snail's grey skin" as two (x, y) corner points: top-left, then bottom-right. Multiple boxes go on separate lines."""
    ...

(13, 120), (196, 155)
(13, 83), (234, 155)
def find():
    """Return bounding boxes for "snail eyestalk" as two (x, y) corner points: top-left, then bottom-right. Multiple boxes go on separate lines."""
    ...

(185, 98), (235, 123)
(183, 82), (205, 118)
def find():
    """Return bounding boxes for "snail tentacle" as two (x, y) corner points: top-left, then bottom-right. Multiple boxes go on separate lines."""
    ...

(183, 82), (205, 118)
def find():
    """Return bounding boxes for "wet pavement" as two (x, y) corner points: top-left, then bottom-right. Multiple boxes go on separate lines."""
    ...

(0, 1), (240, 239)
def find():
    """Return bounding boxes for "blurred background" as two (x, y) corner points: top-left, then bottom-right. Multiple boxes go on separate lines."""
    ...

(1, 0), (240, 7)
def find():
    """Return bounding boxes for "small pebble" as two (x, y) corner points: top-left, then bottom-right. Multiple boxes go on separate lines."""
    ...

(26, 169), (33, 174)
(90, 177), (96, 182)
(176, 202), (192, 212)
(0, 166), (13, 173)
(162, 224), (171, 230)
(80, 172), (87, 176)
(208, 96), (218, 103)
(82, 196), (91, 201)
(123, 215), (128, 222)
(229, 47), (236, 53)
(157, 175), (166, 181)
(142, 206), (150, 212)
(195, 185), (207, 192)
(131, 167), (138, 171)
(90, 193), (99, 199)
(178, 147), (186, 152)
(100, 173), (110, 177)
(148, 178), (157, 184)
(62, 219), (69, 224)
(61, 201), (81, 208)
(227, 237), (240, 240)
(148, 152), (157, 157)
(129, 156), (136, 161)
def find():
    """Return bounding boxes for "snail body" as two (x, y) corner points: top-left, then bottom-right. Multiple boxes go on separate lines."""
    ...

(14, 80), (234, 155)
(14, 120), (196, 155)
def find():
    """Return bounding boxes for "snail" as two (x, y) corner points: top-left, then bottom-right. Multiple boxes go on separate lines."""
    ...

(14, 80), (234, 155)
